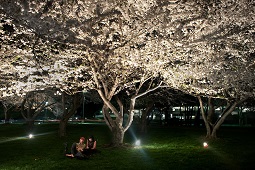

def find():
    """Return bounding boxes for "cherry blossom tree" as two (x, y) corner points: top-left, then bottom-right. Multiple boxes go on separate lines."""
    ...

(1, 97), (16, 124)
(1, 0), (254, 142)
(45, 90), (82, 137)
(156, 0), (255, 138)
(19, 90), (49, 130)
(0, 0), (167, 145)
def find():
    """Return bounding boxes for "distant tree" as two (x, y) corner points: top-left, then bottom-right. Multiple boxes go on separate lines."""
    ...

(20, 91), (49, 130)
(58, 92), (82, 137)
(40, 89), (83, 137)
(1, 98), (15, 124)
(198, 97), (246, 138)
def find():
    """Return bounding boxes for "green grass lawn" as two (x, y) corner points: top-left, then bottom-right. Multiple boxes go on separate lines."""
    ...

(0, 123), (254, 170)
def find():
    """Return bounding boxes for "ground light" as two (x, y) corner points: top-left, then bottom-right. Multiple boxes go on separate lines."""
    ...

(203, 142), (208, 148)
(0, 132), (55, 144)
(135, 139), (141, 146)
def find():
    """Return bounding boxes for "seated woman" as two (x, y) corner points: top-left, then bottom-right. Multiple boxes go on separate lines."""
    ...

(66, 137), (86, 158)
(84, 135), (97, 156)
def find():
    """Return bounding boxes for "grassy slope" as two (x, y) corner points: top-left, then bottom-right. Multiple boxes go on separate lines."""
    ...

(0, 123), (254, 170)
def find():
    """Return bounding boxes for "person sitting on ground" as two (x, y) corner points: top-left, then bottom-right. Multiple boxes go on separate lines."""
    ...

(87, 135), (97, 149)
(84, 135), (97, 156)
(66, 137), (86, 158)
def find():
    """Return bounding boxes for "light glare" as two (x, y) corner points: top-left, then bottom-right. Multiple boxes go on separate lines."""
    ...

(203, 142), (208, 148)
(135, 139), (141, 146)
(29, 134), (33, 138)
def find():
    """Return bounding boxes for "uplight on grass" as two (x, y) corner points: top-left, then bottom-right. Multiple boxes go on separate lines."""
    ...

(29, 134), (33, 139)
(203, 142), (208, 148)
(135, 139), (141, 146)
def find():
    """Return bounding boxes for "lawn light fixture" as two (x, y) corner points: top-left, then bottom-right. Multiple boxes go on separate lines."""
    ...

(135, 139), (141, 146)
(29, 134), (33, 139)
(203, 142), (208, 148)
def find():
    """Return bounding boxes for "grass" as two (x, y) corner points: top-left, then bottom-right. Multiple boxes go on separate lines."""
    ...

(0, 123), (254, 170)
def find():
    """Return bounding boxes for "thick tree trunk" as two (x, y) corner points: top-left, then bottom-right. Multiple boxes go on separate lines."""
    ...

(111, 126), (125, 146)
(100, 96), (136, 147)
(26, 119), (35, 132)
(102, 103), (125, 146)
(59, 119), (68, 137)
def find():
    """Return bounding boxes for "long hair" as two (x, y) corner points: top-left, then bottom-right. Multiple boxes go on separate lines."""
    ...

(89, 135), (95, 142)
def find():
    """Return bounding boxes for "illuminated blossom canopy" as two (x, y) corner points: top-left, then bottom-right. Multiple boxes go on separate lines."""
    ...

(0, 0), (254, 100)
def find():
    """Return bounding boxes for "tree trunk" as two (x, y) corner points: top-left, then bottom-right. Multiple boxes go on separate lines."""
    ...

(194, 106), (200, 127)
(111, 126), (125, 146)
(2, 102), (13, 124)
(141, 110), (147, 133)
(102, 101), (125, 147)
(58, 93), (80, 137)
(100, 95), (136, 147)
(141, 102), (154, 133)
(20, 94), (42, 131)
(211, 102), (238, 138)
(238, 107), (244, 126)
(198, 96), (218, 138)
(91, 65), (163, 147)
(59, 119), (68, 137)
(25, 119), (35, 132)
(198, 96), (245, 139)
(165, 107), (170, 126)
(21, 104), (36, 131)
(4, 109), (10, 124)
